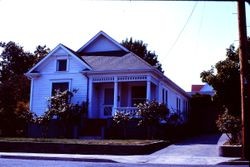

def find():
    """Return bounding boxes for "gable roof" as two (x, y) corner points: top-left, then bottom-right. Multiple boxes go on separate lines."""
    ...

(26, 44), (92, 74)
(77, 31), (129, 54)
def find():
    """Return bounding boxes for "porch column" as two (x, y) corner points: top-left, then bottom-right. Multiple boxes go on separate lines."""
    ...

(146, 76), (151, 101)
(113, 77), (118, 115)
(88, 78), (93, 118)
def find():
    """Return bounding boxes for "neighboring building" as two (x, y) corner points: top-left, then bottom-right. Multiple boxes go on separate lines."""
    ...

(25, 31), (190, 137)
(189, 84), (215, 96)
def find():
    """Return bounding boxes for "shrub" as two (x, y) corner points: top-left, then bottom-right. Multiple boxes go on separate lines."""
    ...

(216, 110), (241, 144)
(137, 100), (169, 126)
(113, 111), (132, 125)
(36, 89), (83, 138)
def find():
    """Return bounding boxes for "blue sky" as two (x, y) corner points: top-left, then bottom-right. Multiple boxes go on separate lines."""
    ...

(0, 0), (249, 91)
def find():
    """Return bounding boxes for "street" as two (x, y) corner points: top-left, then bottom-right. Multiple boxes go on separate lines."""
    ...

(0, 158), (249, 167)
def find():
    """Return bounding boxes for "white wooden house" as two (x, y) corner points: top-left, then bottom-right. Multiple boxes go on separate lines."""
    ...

(26, 31), (190, 125)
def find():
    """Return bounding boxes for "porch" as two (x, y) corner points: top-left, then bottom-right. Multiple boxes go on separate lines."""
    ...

(88, 75), (158, 119)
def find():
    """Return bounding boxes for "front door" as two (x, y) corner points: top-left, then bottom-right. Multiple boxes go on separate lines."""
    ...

(103, 88), (114, 117)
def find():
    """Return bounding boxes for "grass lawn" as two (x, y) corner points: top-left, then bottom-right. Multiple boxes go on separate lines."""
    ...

(0, 137), (168, 146)
(0, 138), (170, 155)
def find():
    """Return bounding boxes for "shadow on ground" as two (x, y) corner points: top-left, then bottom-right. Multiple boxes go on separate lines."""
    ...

(175, 133), (222, 145)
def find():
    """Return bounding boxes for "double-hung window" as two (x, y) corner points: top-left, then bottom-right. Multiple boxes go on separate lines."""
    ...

(131, 86), (146, 105)
(51, 82), (69, 95)
(176, 97), (181, 113)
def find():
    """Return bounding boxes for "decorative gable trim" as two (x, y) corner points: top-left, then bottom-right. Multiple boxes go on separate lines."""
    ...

(77, 31), (129, 53)
(26, 44), (92, 76)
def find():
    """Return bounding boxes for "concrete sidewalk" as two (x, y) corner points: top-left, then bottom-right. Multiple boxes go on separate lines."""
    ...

(0, 134), (249, 165)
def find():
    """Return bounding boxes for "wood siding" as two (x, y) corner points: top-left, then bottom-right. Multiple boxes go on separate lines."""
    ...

(30, 48), (88, 116)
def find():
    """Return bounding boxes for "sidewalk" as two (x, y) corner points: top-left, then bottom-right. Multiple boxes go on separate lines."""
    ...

(0, 134), (249, 165)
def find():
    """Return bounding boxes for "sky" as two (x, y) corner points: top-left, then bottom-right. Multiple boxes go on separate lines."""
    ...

(0, 0), (249, 91)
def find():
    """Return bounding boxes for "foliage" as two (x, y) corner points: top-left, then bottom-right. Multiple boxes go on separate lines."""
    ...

(113, 111), (134, 139)
(121, 37), (164, 73)
(200, 38), (250, 116)
(112, 100), (170, 139)
(113, 111), (133, 125)
(216, 109), (241, 145)
(137, 100), (169, 126)
(167, 112), (183, 126)
(14, 101), (36, 136)
(0, 41), (49, 136)
(36, 89), (83, 138)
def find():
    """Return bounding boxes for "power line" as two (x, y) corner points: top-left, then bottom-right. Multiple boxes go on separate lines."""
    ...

(166, 2), (198, 57)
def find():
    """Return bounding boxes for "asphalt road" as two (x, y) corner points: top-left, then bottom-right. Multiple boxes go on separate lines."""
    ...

(1, 158), (249, 167)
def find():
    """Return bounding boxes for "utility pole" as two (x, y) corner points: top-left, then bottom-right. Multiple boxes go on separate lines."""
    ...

(237, 0), (249, 160)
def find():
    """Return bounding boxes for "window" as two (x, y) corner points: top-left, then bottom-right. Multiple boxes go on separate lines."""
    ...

(104, 88), (114, 105)
(57, 59), (67, 71)
(132, 86), (146, 105)
(104, 88), (114, 116)
(162, 89), (165, 103)
(165, 90), (168, 105)
(176, 97), (181, 113)
(51, 82), (69, 95)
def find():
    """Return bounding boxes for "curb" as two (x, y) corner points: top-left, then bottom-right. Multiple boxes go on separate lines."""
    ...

(218, 159), (250, 165)
(0, 154), (118, 163)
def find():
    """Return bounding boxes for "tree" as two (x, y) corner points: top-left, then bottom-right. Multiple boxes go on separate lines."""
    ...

(200, 38), (250, 117)
(0, 41), (49, 136)
(121, 38), (164, 73)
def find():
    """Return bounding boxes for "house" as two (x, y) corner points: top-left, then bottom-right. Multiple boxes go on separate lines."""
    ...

(25, 31), (190, 137)
(189, 84), (215, 96)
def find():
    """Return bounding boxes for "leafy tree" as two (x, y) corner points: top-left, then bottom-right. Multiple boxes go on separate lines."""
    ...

(0, 41), (49, 136)
(200, 38), (250, 117)
(121, 38), (164, 73)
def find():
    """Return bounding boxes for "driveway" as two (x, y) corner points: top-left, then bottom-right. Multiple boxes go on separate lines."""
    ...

(146, 133), (242, 165)
(152, 133), (222, 156)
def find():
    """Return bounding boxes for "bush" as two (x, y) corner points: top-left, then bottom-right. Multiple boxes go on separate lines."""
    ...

(137, 100), (169, 126)
(36, 89), (84, 138)
(216, 110), (241, 144)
